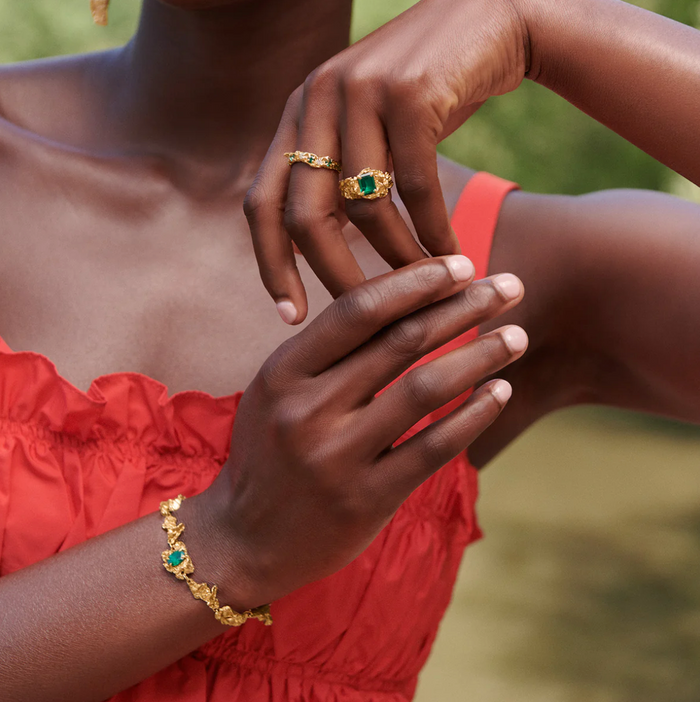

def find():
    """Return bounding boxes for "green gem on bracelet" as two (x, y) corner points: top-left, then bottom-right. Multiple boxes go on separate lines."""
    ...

(168, 550), (186, 567)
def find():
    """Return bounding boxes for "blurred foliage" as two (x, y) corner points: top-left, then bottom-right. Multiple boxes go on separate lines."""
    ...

(0, 0), (139, 60)
(0, 0), (698, 199)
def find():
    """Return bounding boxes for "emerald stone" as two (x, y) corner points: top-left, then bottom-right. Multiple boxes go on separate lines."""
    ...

(288, 155), (295, 163)
(168, 550), (185, 567)
(358, 173), (377, 196)
(308, 156), (315, 163)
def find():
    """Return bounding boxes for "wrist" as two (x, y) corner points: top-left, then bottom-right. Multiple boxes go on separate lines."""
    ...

(503, 0), (535, 77)
(516, 0), (623, 89)
(509, 0), (557, 83)
(179, 488), (266, 612)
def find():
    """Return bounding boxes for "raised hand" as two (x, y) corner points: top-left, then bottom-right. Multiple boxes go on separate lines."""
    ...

(246, 0), (700, 325)
(244, 0), (527, 323)
(210, 256), (527, 608)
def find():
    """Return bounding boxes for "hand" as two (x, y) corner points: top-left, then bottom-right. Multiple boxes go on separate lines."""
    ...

(244, 0), (529, 323)
(207, 256), (527, 608)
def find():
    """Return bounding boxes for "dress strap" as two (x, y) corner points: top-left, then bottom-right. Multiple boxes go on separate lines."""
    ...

(0, 336), (12, 354)
(451, 172), (520, 279)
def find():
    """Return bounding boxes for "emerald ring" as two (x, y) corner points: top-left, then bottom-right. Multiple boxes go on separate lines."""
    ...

(339, 168), (393, 201)
(284, 151), (342, 173)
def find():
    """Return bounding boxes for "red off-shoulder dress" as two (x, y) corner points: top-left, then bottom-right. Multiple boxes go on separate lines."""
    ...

(0, 173), (517, 701)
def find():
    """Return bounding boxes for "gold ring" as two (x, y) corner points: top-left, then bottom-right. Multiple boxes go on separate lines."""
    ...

(284, 151), (342, 173)
(339, 168), (393, 200)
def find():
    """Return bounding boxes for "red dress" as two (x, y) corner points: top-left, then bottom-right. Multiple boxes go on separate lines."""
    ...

(0, 173), (517, 701)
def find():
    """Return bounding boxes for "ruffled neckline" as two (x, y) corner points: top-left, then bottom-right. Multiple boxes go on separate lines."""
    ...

(0, 340), (242, 461)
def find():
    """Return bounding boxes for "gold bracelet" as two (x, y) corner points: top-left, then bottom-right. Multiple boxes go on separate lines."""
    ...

(160, 495), (272, 627)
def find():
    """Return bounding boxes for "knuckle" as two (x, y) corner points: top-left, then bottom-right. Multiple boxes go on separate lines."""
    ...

(273, 391), (328, 444)
(420, 431), (453, 468)
(274, 398), (309, 438)
(386, 70), (430, 102)
(344, 198), (386, 229)
(257, 337), (310, 393)
(471, 333), (512, 370)
(287, 84), (305, 108)
(396, 170), (435, 203)
(343, 62), (382, 96)
(334, 284), (386, 327)
(257, 345), (291, 394)
(283, 204), (323, 239)
(304, 62), (338, 96)
(384, 316), (430, 359)
(458, 280), (501, 318)
(243, 182), (266, 220)
(403, 366), (437, 408)
(407, 262), (448, 295)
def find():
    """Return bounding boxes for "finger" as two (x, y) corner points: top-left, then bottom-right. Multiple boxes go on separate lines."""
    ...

(364, 325), (527, 447)
(327, 273), (524, 402)
(285, 74), (365, 299)
(386, 106), (460, 256)
(245, 89), (308, 324)
(286, 254), (476, 376)
(340, 89), (427, 268)
(376, 379), (511, 499)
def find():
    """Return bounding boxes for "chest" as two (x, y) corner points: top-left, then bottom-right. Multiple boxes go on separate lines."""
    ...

(0, 160), (388, 396)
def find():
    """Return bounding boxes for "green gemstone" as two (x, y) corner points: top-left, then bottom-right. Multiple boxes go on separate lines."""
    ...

(308, 156), (315, 163)
(288, 155), (295, 163)
(357, 173), (377, 196)
(168, 550), (185, 567)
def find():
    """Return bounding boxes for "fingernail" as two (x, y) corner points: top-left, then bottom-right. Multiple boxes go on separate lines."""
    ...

(445, 255), (475, 282)
(491, 379), (513, 405)
(276, 300), (298, 324)
(501, 325), (529, 353)
(493, 273), (522, 300)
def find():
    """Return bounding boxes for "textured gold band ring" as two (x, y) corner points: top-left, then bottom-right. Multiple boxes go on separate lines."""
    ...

(339, 168), (394, 200)
(285, 151), (342, 173)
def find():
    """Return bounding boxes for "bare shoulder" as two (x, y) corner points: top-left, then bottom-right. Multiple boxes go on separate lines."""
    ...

(0, 51), (114, 149)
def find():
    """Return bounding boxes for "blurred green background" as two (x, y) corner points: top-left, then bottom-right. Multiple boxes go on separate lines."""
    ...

(1, 0), (699, 201)
(0, 1), (698, 700)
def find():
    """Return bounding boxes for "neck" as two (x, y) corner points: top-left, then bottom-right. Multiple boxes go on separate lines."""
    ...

(111, 0), (352, 179)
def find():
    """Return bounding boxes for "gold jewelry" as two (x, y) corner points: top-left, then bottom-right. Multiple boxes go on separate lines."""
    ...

(284, 151), (342, 173)
(339, 168), (393, 200)
(90, 0), (110, 26)
(160, 495), (273, 627)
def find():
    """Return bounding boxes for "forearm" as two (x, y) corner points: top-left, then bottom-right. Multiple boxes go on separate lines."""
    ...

(524, 0), (700, 184)
(0, 487), (251, 702)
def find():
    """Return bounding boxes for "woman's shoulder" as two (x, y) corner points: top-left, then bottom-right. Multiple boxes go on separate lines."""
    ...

(0, 51), (114, 153)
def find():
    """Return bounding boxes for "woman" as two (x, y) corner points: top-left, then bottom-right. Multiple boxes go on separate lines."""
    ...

(0, 2), (699, 702)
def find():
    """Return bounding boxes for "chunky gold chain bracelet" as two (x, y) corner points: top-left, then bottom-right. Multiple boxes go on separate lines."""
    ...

(160, 495), (272, 627)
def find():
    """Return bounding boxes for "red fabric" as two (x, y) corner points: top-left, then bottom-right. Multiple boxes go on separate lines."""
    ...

(0, 172), (517, 701)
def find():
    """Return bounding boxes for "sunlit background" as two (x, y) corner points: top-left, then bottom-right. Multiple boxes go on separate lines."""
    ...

(1, 1), (699, 700)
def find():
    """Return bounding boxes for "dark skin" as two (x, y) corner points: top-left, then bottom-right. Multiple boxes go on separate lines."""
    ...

(0, 0), (700, 700)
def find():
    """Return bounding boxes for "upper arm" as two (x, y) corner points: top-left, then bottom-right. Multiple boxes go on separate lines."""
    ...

(556, 189), (700, 419)
(471, 186), (700, 465)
